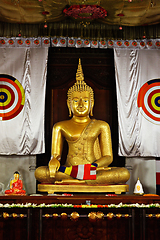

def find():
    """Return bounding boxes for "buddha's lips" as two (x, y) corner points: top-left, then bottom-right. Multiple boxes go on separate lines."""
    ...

(77, 107), (86, 112)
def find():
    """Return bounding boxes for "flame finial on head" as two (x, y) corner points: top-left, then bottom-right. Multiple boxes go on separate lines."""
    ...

(76, 58), (84, 82)
(68, 58), (94, 94)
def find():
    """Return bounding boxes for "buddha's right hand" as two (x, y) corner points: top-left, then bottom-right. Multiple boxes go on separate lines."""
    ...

(49, 157), (60, 178)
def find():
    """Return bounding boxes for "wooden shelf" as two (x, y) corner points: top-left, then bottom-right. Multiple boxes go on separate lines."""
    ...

(0, 195), (160, 240)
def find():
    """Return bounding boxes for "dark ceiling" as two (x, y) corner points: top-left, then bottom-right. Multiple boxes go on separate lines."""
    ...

(0, 0), (160, 39)
(0, 0), (159, 26)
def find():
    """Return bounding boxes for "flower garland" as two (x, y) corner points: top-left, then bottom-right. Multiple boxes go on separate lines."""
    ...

(63, 5), (107, 20)
(0, 202), (160, 209)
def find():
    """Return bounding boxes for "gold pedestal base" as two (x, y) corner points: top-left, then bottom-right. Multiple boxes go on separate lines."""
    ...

(38, 183), (129, 195)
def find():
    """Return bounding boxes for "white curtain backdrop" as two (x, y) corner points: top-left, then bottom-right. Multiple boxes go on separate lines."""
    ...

(114, 49), (160, 157)
(0, 48), (48, 155)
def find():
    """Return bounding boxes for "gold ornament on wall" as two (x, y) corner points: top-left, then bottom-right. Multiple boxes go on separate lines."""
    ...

(53, 213), (59, 219)
(3, 212), (9, 219)
(88, 212), (97, 222)
(106, 212), (114, 219)
(61, 212), (68, 220)
(12, 213), (18, 218)
(96, 211), (104, 220)
(70, 212), (80, 221)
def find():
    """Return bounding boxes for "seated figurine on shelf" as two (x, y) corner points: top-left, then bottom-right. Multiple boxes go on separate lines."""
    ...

(35, 59), (130, 188)
(5, 171), (26, 195)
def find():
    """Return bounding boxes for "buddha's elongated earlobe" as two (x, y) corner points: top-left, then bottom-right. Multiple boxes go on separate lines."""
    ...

(90, 104), (94, 116)
(90, 107), (93, 116)
(68, 108), (72, 117)
(90, 101), (94, 116)
(67, 100), (72, 117)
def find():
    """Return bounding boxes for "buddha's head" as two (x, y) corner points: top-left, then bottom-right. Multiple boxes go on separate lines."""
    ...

(67, 59), (94, 117)
(14, 171), (20, 180)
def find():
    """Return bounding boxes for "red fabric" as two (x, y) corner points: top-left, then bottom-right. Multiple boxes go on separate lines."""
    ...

(70, 165), (78, 178)
(68, 164), (97, 180)
(156, 172), (160, 184)
(83, 164), (96, 180)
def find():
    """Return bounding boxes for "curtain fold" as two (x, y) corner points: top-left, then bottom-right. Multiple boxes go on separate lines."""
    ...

(114, 49), (160, 157)
(0, 48), (48, 155)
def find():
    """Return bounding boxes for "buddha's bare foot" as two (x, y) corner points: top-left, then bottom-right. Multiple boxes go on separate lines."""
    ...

(55, 179), (86, 184)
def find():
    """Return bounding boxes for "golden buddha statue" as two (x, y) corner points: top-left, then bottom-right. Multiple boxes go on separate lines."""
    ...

(35, 59), (130, 194)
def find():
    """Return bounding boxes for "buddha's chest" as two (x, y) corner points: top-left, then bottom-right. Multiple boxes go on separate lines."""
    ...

(63, 120), (99, 142)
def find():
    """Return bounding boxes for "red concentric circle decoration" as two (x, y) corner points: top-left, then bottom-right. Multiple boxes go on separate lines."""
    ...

(52, 39), (58, 45)
(147, 41), (152, 46)
(155, 41), (160, 47)
(108, 40), (114, 46)
(25, 39), (31, 45)
(34, 39), (40, 45)
(116, 40), (122, 46)
(69, 39), (74, 45)
(84, 40), (89, 45)
(60, 39), (66, 45)
(137, 79), (160, 124)
(76, 40), (82, 45)
(44, 39), (49, 45)
(8, 39), (14, 45)
(0, 74), (25, 120)
(17, 39), (23, 45)
(132, 41), (137, 47)
(124, 41), (130, 47)
(92, 40), (97, 46)
(100, 40), (106, 46)
(0, 39), (5, 45)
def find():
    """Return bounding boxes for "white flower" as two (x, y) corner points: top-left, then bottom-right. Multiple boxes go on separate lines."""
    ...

(117, 202), (123, 208)
(108, 204), (116, 208)
(24, 203), (32, 208)
(38, 203), (46, 208)
(62, 203), (69, 207)
(32, 204), (37, 208)
(4, 203), (10, 208)
(155, 203), (160, 208)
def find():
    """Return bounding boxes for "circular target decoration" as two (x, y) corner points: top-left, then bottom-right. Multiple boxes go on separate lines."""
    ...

(137, 79), (160, 124)
(0, 74), (25, 120)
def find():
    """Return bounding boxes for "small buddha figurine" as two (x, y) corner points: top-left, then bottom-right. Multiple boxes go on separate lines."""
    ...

(5, 171), (26, 195)
(35, 59), (130, 185)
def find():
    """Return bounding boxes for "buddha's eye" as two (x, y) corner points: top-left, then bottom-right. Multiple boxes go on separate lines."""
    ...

(83, 100), (88, 102)
(73, 100), (78, 103)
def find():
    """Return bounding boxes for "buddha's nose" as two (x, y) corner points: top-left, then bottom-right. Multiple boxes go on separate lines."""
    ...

(78, 98), (83, 107)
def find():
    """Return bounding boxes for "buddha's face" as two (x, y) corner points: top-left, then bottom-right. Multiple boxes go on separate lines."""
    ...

(14, 173), (19, 180)
(70, 91), (92, 117)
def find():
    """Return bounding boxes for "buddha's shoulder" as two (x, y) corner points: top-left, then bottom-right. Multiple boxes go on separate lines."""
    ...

(93, 119), (110, 128)
(53, 120), (71, 129)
